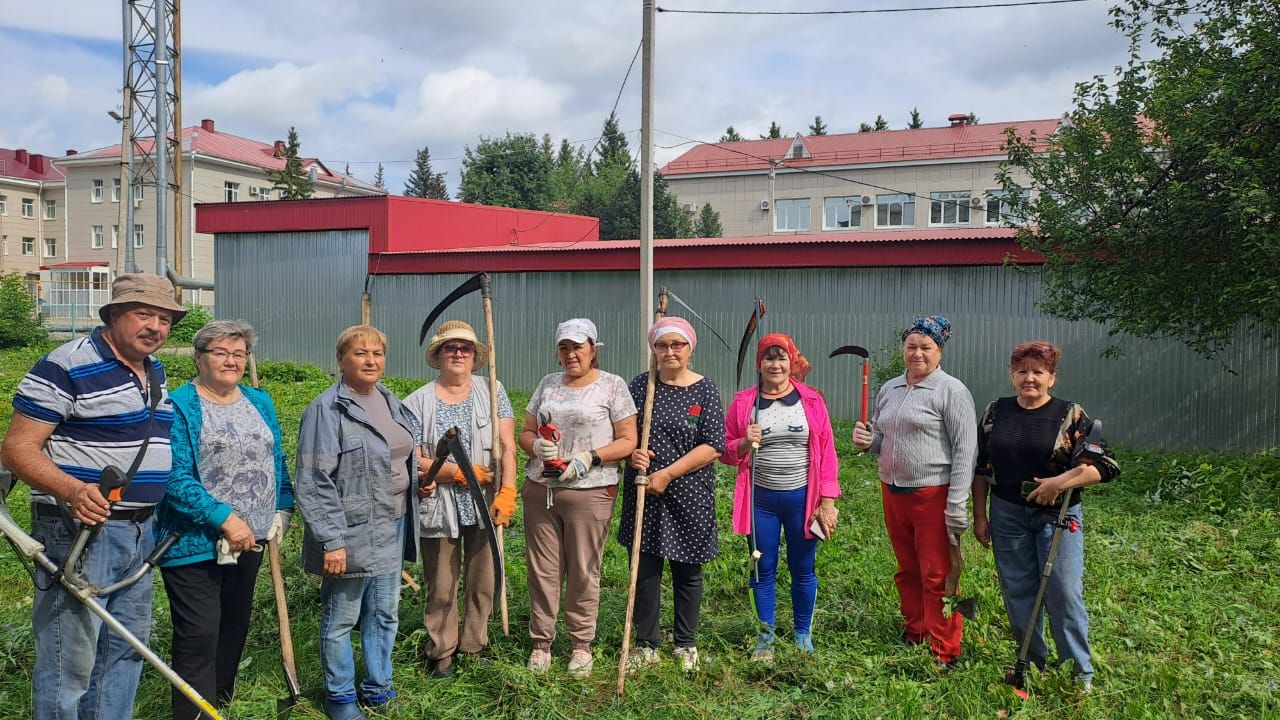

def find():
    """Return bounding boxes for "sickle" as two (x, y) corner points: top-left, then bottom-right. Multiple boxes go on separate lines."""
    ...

(734, 299), (766, 390)
(418, 273), (485, 345)
(445, 427), (504, 604)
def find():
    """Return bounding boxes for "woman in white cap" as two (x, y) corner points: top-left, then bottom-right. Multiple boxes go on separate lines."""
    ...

(517, 318), (638, 677)
(402, 320), (517, 679)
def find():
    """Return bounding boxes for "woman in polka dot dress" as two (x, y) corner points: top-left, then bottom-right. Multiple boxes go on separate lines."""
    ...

(721, 333), (841, 662)
(619, 317), (726, 673)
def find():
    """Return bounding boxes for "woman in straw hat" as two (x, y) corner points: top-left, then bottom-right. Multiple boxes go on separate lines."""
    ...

(402, 320), (517, 679)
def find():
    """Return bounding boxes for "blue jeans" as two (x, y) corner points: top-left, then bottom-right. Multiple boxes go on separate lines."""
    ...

(750, 486), (818, 633)
(31, 512), (157, 720)
(318, 515), (405, 705)
(989, 495), (1093, 679)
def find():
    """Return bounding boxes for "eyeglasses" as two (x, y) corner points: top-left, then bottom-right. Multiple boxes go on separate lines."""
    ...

(203, 349), (247, 363)
(440, 343), (476, 356)
(654, 341), (690, 353)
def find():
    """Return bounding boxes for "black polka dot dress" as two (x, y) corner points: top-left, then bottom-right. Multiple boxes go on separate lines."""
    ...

(617, 373), (727, 564)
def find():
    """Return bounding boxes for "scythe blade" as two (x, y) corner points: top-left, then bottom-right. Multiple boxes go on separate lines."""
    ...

(418, 273), (485, 345)
(664, 288), (731, 351)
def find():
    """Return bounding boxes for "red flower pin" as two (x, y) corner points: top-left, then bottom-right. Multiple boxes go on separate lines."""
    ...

(686, 404), (702, 427)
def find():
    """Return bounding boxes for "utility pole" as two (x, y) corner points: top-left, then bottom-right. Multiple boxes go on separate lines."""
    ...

(639, 0), (655, 366)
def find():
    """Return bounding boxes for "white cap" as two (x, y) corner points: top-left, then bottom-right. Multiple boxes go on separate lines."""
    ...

(555, 318), (602, 347)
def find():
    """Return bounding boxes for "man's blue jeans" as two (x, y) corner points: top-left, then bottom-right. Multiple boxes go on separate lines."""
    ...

(31, 512), (156, 720)
(989, 495), (1093, 680)
(318, 516), (404, 705)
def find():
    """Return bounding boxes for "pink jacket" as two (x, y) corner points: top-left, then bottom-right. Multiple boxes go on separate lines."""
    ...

(720, 381), (841, 539)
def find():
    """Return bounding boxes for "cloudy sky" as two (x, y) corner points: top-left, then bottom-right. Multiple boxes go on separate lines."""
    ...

(0, 0), (1130, 194)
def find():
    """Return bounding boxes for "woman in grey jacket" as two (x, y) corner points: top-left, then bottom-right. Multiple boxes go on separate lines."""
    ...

(296, 325), (420, 720)
(852, 315), (977, 667)
(402, 320), (517, 679)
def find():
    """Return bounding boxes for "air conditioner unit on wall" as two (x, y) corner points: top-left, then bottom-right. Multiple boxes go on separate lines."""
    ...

(682, 202), (697, 212)
(969, 196), (984, 208)
(860, 195), (873, 206)
(759, 199), (770, 211)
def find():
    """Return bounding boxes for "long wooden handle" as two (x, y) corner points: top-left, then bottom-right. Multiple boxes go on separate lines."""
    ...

(860, 358), (870, 425)
(268, 538), (302, 699)
(617, 290), (667, 696)
(482, 287), (509, 637)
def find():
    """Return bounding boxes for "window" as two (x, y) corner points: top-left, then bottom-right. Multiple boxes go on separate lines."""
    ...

(91, 179), (104, 203)
(823, 196), (863, 230)
(1, 236), (6, 255)
(44, 199), (56, 220)
(875, 193), (915, 228)
(21, 198), (35, 218)
(133, 185), (144, 206)
(985, 188), (1025, 225)
(111, 225), (119, 249)
(133, 224), (145, 248)
(44, 238), (57, 258)
(929, 191), (972, 226)
(91, 225), (104, 249)
(224, 181), (240, 202)
(773, 198), (811, 232)
(0, 194), (6, 215)
(112, 178), (121, 203)
(22, 237), (35, 256)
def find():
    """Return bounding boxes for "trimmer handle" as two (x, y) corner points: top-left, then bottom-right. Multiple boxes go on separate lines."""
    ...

(145, 533), (181, 567)
(99, 465), (130, 504)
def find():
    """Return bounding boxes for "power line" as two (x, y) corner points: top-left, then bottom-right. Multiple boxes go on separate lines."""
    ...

(657, 0), (1091, 15)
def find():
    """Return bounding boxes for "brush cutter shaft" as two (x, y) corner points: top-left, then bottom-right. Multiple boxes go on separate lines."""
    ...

(1015, 488), (1075, 666)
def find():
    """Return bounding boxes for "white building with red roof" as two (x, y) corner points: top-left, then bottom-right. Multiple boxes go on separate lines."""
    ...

(52, 118), (380, 306)
(0, 148), (66, 280)
(660, 114), (1058, 239)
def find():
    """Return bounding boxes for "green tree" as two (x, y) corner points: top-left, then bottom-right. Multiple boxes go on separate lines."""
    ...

(858, 122), (874, 133)
(719, 126), (743, 143)
(594, 112), (632, 172)
(808, 115), (828, 136)
(373, 163), (386, 192)
(907, 107), (924, 129)
(760, 121), (782, 139)
(966, 112), (979, 125)
(694, 202), (723, 238)
(0, 272), (47, 348)
(458, 134), (552, 209)
(873, 115), (889, 131)
(1000, 0), (1280, 356)
(547, 138), (584, 211)
(267, 126), (314, 200)
(404, 147), (450, 200)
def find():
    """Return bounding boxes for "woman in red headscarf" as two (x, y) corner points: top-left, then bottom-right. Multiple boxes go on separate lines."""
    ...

(720, 333), (841, 662)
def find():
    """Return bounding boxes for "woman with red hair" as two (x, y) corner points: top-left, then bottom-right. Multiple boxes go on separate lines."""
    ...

(972, 341), (1119, 692)
(721, 333), (840, 662)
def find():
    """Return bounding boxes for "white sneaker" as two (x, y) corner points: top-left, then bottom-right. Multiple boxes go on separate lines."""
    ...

(567, 648), (594, 678)
(673, 646), (699, 672)
(527, 648), (551, 674)
(628, 646), (660, 674)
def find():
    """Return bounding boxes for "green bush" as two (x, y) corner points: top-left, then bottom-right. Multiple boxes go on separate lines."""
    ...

(167, 303), (214, 346)
(0, 273), (47, 349)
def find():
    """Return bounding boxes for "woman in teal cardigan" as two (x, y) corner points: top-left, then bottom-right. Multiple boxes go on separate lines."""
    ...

(154, 320), (294, 719)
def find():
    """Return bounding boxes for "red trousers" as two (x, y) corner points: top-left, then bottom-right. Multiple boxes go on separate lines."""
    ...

(881, 483), (962, 662)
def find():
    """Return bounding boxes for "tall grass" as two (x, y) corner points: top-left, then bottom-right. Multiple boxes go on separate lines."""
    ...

(0, 349), (1276, 718)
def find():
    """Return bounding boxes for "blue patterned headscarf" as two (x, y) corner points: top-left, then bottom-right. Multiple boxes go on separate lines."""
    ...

(901, 315), (952, 346)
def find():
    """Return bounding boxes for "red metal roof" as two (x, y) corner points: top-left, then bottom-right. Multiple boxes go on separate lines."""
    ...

(0, 148), (66, 182)
(41, 261), (109, 269)
(195, 195), (601, 252)
(367, 228), (1041, 274)
(660, 119), (1060, 176)
(68, 124), (368, 188)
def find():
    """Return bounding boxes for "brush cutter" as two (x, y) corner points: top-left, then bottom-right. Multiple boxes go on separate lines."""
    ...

(1005, 419), (1105, 699)
(0, 467), (223, 719)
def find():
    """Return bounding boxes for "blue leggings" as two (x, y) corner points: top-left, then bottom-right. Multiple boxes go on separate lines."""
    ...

(750, 486), (818, 633)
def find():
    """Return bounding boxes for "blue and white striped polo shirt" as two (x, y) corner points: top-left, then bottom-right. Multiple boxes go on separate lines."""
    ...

(12, 327), (174, 508)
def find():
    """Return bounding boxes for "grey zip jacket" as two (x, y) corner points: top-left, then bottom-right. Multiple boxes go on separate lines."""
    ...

(296, 381), (421, 577)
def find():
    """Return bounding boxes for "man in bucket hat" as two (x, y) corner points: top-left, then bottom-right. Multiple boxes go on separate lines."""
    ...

(1, 273), (186, 720)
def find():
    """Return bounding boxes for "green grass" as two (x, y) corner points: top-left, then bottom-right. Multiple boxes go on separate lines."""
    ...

(0, 347), (1277, 718)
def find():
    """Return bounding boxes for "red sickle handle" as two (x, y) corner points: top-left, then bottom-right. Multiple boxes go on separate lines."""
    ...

(860, 359), (870, 425)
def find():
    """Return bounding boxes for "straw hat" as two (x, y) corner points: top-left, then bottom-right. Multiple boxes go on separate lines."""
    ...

(426, 320), (489, 369)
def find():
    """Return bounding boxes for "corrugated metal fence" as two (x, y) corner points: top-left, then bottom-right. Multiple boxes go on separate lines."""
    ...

(217, 234), (1278, 451)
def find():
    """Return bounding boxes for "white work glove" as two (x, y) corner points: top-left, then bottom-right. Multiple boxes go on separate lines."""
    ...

(945, 503), (969, 544)
(532, 437), (560, 462)
(266, 510), (293, 544)
(557, 450), (595, 484)
(216, 537), (241, 565)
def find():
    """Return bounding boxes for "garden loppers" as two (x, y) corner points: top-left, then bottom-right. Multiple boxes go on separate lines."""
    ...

(1005, 419), (1105, 699)
(0, 464), (223, 718)
(734, 299), (767, 583)
(249, 354), (302, 718)
(617, 287), (668, 696)
(827, 345), (870, 424)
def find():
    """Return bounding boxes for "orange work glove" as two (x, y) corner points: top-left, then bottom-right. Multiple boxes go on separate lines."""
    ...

(452, 465), (493, 487)
(490, 485), (517, 527)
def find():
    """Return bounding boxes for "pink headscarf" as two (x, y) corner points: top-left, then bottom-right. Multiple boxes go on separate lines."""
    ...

(648, 316), (697, 351)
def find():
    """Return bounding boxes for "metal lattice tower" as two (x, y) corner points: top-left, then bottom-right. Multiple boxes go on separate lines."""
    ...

(118, 0), (182, 284)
